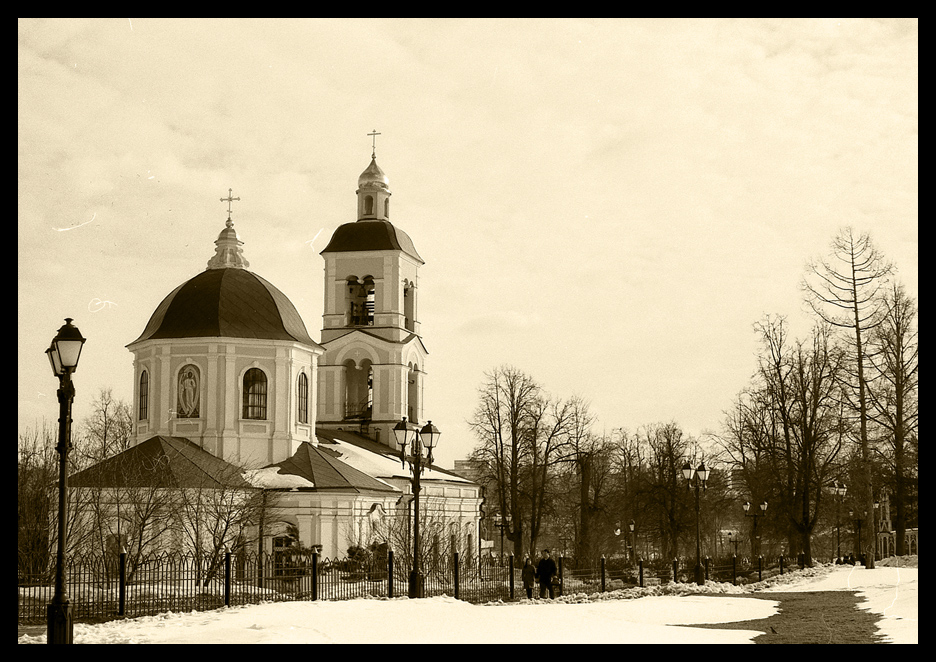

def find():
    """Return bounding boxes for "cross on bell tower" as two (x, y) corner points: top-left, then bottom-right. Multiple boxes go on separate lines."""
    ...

(367, 129), (381, 159)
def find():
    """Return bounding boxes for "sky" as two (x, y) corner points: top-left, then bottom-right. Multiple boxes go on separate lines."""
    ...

(17, 563), (918, 643)
(18, 19), (917, 468)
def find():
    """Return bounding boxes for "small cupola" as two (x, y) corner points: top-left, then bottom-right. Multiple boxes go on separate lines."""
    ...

(356, 132), (391, 221)
(207, 188), (249, 270)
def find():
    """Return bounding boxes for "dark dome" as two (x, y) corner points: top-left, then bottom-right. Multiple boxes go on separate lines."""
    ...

(131, 268), (318, 346)
(320, 220), (423, 263)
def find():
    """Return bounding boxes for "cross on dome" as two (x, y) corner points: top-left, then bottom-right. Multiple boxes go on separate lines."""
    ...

(220, 188), (241, 225)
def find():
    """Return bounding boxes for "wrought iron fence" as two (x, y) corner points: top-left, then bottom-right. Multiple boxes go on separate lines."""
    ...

(18, 549), (796, 624)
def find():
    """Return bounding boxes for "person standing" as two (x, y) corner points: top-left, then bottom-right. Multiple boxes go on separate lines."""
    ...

(536, 549), (557, 599)
(521, 557), (536, 599)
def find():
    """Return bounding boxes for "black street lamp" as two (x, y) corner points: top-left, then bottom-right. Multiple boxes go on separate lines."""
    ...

(394, 417), (440, 598)
(742, 500), (768, 559)
(629, 519), (636, 567)
(727, 531), (740, 557)
(45, 318), (86, 644)
(681, 460), (710, 585)
(832, 482), (847, 561)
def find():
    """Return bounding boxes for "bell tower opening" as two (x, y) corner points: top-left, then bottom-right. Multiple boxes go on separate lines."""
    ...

(343, 358), (373, 420)
(403, 280), (416, 332)
(407, 362), (420, 424)
(345, 276), (375, 326)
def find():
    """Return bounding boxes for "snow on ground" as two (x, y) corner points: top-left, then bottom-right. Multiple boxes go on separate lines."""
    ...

(18, 558), (918, 644)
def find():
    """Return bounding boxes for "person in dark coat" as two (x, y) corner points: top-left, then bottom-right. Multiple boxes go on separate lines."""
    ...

(536, 549), (557, 599)
(521, 557), (536, 599)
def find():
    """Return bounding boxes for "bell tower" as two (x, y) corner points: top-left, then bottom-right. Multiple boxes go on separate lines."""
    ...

(317, 136), (428, 449)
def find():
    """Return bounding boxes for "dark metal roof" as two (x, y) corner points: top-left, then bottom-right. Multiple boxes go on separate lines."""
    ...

(265, 441), (397, 493)
(130, 268), (319, 347)
(320, 220), (423, 263)
(68, 436), (252, 489)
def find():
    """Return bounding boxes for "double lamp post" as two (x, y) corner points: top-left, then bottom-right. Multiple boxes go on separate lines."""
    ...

(44, 318), (87, 645)
(681, 460), (709, 585)
(393, 417), (441, 599)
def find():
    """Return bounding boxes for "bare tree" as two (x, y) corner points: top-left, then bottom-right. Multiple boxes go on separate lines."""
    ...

(523, 395), (573, 555)
(803, 227), (893, 567)
(866, 283), (918, 554)
(173, 464), (263, 585)
(77, 387), (133, 467)
(639, 422), (694, 561)
(467, 365), (542, 560)
(17, 421), (58, 577)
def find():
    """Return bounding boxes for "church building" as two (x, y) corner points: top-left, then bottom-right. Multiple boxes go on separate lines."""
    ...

(70, 143), (482, 561)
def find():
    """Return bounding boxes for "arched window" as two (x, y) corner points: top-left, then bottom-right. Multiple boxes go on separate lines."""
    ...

(384, 198), (389, 218)
(139, 370), (149, 421)
(297, 372), (309, 424)
(243, 368), (268, 420)
(364, 195), (374, 215)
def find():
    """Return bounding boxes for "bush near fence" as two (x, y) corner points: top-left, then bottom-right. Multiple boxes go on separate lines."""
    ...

(18, 550), (797, 624)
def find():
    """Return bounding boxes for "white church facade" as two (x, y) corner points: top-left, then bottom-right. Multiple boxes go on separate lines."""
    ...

(72, 146), (482, 561)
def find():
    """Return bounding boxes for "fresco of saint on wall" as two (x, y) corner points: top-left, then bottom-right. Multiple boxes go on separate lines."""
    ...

(177, 364), (200, 418)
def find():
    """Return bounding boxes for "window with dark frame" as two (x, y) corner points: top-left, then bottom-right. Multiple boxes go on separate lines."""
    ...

(139, 370), (148, 420)
(298, 372), (309, 424)
(243, 367), (268, 420)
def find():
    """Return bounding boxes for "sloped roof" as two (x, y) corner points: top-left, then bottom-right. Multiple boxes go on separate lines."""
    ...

(315, 429), (476, 484)
(129, 268), (320, 348)
(68, 436), (252, 490)
(261, 441), (399, 493)
(320, 220), (423, 264)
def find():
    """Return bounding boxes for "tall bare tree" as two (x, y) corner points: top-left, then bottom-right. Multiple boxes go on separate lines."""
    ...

(866, 283), (918, 554)
(523, 395), (573, 555)
(468, 365), (542, 560)
(803, 227), (893, 567)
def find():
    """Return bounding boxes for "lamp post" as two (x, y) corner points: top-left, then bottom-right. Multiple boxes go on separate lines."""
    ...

(629, 519), (636, 567)
(45, 318), (86, 644)
(681, 460), (709, 585)
(394, 417), (440, 598)
(742, 500), (768, 559)
(833, 482), (847, 561)
(727, 531), (740, 557)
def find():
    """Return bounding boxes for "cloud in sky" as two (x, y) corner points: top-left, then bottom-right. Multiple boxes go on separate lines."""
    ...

(19, 19), (916, 466)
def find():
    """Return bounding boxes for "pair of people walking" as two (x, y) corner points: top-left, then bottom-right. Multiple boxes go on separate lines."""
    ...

(522, 549), (558, 599)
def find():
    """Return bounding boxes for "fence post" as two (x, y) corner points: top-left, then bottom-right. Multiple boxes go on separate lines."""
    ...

(601, 555), (606, 592)
(388, 549), (394, 599)
(224, 548), (232, 607)
(705, 556), (710, 582)
(118, 547), (127, 617)
(758, 555), (762, 582)
(779, 554), (784, 575)
(311, 551), (318, 601)
(732, 555), (737, 585)
(508, 554), (514, 600)
(557, 556), (563, 597)
(672, 558), (678, 583)
(638, 559), (644, 588)
(454, 552), (460, 600)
